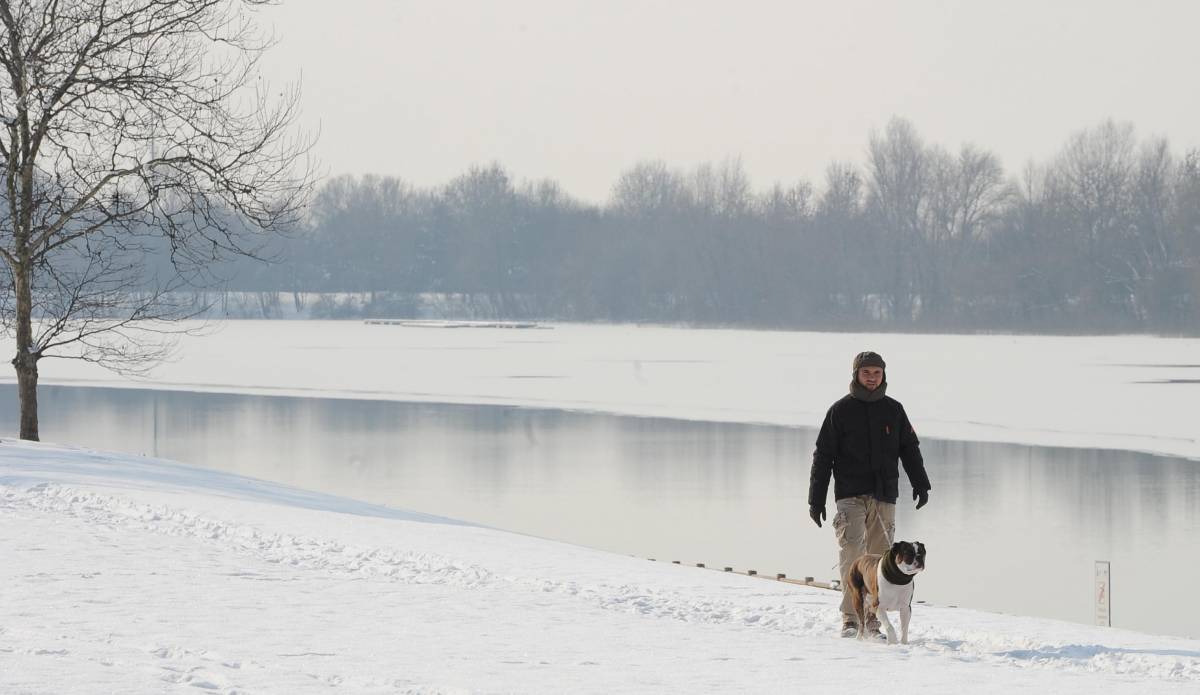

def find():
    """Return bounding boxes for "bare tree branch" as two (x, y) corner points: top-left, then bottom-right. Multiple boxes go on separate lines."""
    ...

(0, 0), (314, 439)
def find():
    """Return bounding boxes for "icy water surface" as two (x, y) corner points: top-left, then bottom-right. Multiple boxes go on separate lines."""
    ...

(3, 384), (1197, 638)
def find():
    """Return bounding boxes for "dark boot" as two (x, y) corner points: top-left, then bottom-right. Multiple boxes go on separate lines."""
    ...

(865, 619), (887, 642)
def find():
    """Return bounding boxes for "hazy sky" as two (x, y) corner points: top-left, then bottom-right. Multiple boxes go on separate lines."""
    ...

(258, 0), (1200, 203)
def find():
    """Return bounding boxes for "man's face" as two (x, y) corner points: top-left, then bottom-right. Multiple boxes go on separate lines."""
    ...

(857, 366), (884, 391)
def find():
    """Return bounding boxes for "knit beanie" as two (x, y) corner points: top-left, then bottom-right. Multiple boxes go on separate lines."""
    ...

(852, 351), (886, 373)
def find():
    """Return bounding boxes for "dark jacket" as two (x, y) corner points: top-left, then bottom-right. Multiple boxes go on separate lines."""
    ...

(808, 393), (931, 505)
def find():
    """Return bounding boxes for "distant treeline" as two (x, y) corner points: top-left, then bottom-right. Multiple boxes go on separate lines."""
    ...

(232, 118), (1200, 333)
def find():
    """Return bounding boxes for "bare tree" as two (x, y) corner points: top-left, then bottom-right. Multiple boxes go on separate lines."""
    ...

(866, 117), (928, 321)
(690, 157), (752, 220)
(921, 143), (1011, 316)
(1177, 149), (1200, 323)
(814, 162), (868, 321)
(0, 0), (312, 440)
(1047, 120), (1137, 315)
(608, 161), (692, 318)
(610, 160), (691, 219)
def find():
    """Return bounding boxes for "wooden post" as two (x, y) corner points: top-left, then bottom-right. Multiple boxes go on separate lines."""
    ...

(723, 567), (733, 572)
(1095, 561), (1111, 627)
(747, 570), (757, 576)
(776, 573), (786, 580)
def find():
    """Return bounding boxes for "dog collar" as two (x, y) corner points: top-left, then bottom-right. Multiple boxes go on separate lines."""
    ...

(880, 548), (915, 586)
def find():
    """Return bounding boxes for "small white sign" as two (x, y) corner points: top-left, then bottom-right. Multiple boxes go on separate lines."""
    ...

(1095, 561), (1111, 627)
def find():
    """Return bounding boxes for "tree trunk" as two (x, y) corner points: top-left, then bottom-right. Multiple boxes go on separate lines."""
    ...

(12, 262), (39, 441)
(14, 353), (39, 441)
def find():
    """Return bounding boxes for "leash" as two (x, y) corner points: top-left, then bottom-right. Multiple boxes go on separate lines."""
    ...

(827, 498), (895, 575)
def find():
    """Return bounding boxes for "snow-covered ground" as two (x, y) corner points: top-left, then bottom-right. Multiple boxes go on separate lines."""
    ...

(3, 321), (1199, 692)
(5, 320), (1199, 459)
(3, 440), (1199, 694)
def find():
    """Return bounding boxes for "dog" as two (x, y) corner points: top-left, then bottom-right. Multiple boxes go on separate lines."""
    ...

(845, 541), (926, 644)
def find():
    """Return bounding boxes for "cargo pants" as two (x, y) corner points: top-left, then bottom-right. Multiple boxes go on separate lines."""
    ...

(833, 495), (896, 619)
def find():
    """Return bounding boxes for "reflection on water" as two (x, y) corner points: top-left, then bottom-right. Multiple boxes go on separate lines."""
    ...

(3, 384), (1197, 638)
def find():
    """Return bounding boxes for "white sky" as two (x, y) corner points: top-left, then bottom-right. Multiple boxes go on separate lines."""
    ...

(257, 0), (1200, 204)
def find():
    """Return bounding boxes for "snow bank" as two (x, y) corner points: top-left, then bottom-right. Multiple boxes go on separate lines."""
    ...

(2, 440), (1199, 693)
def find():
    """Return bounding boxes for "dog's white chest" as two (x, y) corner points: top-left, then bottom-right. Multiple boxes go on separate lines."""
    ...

(875, 565), (916, 611)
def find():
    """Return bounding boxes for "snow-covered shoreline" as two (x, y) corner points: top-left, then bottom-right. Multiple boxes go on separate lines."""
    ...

(3, 439), (1199, 693)
(3, 320), (1199, 460)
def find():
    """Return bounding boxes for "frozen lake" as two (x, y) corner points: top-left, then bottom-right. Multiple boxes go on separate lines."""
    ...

(6, 383), (1198, 639)
(5, 320), (1200, 459)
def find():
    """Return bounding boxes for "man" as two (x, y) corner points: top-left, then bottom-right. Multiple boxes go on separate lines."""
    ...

(808, 351), (931, 639)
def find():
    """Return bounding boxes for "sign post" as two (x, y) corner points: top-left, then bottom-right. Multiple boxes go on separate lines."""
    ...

(1095, 561), (1111, 627)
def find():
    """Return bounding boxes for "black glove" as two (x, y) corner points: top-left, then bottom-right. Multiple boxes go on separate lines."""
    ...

(913, 489), (929, 510)
(809, 504), (827, 527)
